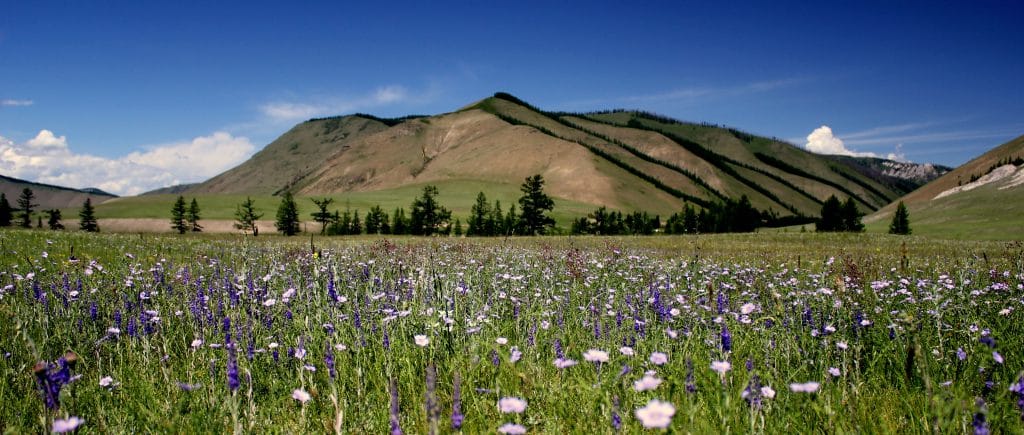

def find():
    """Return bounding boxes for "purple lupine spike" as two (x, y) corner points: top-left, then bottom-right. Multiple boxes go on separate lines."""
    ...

(227, 343), (239, 392)
(743, 375), (762, 409)
(451, 372), (463, 430)
(611, 396), (622, 431)
(325, 345), (336, 379)
(527, 322), (536, 347)
(721, 324), (732, 352)
(554, 339), (564, 359)
(389, 377), (403, 435)
(383, 328), (390, 350)
(685, 358), (696, 393)
(490, 349), (500, 366)
(425, 363), (437, 434)
(716, 292), (727, 314)
(745, 359), (754, 372)
(89, 301), (98, 321)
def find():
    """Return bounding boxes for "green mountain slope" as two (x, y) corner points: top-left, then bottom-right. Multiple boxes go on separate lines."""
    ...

(865, 134), (1024, 239)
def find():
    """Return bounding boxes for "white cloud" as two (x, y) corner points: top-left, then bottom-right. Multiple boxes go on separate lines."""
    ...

(259, 85), (414, 123)
(0, 130), (255, 196)
(1, 99), (34, 107)
(805, 125), (883, 159)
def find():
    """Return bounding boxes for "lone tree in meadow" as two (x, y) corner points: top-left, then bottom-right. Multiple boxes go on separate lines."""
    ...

(17, 187), (37, 228)
(170, 195), (188, 234)
(517, 174), (555, 235)
(45, 209), (64, 230)
(409, 185), (451, 236)
(888, 201), (911, 235)
(275, 192), (301, 236)
(79, 198), (99, 232)
(187, 198), (203, 232)
(310, 198), (335, 235)
(233, 197), (263, 236)
(0, 193), (11, 227)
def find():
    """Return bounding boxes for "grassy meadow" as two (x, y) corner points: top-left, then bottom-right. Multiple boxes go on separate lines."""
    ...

(1, 230), (1022, 433)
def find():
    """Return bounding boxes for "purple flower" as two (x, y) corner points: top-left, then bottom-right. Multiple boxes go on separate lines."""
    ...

(389, 378), (402, 435)
(451, 372), (463, 430)
(498, 397), (527, 413)
(957, 347), (967, 361)
(425, 363), (437, 428)
(497, 423), (527, 434)
(721, 324), (732, 352)
(177, 382), (202, 391)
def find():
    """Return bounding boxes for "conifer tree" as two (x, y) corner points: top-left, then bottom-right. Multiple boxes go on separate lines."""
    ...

(391, 207), (408, 235)
(170, 195), (188, 234)
(816, 195), (843, 232)
(888, 201), (912, 235)
(517, 174), (555, 235)
(17, 188), (37, 228)
(841, 198), (864, 232)
(409, 185), (450, 236)
(79, 198), (99, 232)
(467, 192), (491, 236)
(310, 198), (335, 235)
(187, 198), (202, 232)
(46, 209), (64, 230)
(233, 197), (262, 236)
(0, 193), (11, 227)
(453, 218), (463, 236)
(275, 192), (300, 236)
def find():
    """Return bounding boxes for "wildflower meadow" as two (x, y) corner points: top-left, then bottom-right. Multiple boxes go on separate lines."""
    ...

(1, 230), (1022, 433)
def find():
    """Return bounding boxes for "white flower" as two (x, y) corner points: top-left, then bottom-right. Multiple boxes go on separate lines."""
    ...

(740, 303), (756, 315)
(635, 399), (675, 429)
(633, 374), (663, 392)
(414, 334), (430, 347)
(282, 288), (296, 301)
(498, 397), (527, 413)
(789, 382), (821, 393)
(262, 299), (276, 307)
(583, 349), (609, 363)
(106, 327), (121, 335)
(510, 346), (522, 363)
(619, 346), (634, 356)
(292, 388), (311, 403)
(836, 341), (848, 350)
(760, 386), (776, 399)
(191, 339), (203, 349)
(828, 367), (841, 377)
(99, 376), (116, 388)
(496, 337), (508, 345)
(649, 352), (668, 365)
(711, 361), (732, 375)
(294, 348), (306, 359)
(497, 423), (527, 434)
(52, 417), (85, 433)
(554, 358), (577, 369)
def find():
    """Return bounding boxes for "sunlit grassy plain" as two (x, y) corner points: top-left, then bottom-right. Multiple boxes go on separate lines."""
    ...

(1, 229), (1021, 433)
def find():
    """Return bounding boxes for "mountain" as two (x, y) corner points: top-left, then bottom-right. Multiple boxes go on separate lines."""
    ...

(865, 134), (1024, 239)
(823, 156), (950, 194)
(190, 93), (925, 220)
(0, 174), (117, 209)
(140, 183), (201, 196)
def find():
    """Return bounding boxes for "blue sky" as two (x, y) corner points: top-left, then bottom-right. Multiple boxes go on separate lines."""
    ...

(1, 1), (1022, 195)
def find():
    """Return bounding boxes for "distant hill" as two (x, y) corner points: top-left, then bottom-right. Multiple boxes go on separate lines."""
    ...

(865, 134), (1024, 239)
(188, 93), (935, 221)
(0, 174), (117, 209)
(140, 183), (200, 196)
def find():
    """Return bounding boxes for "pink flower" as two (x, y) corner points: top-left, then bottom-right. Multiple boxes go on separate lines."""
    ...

(633, 374), (663, 392)
(649, 352), (668, 365)
(789, 382), (821, 393)
(292, 388), (311, 403)
(497, 423), (527, 434)
(498, 397), (527, 413)
(52, 417), (85, 433)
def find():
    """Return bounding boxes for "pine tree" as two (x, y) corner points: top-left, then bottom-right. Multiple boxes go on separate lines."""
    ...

(453, 218), (463, 236)
(79, 198), (99, 232)
(170, 196), (188, 234)
(504, 204), (518, 236)
(409, 185), (451, 236)
(233, 197), (263, 236)
(841, 198), (864, 232)
(517, 174), (555, 235)
(391, 207), (408, 235)
(682, 204), (698, 234)
(816, 195), (843, 232)
(888, 201), (912, 235)
(0, 193), (11, 226)
(350, 210), (362, 235)
(275, 192), (301, 236)
(310, 198), (335, 235)
(187, 198), (203, 232)
(45, 209), (64, 230)
(467, 192), (491, 236)
(489, 201), (503, 236)
(17, 188), (37, 228)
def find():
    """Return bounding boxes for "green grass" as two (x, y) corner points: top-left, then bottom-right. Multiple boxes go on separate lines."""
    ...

(1, 230), (1022, 433)
(865, 181), (1024, 240)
